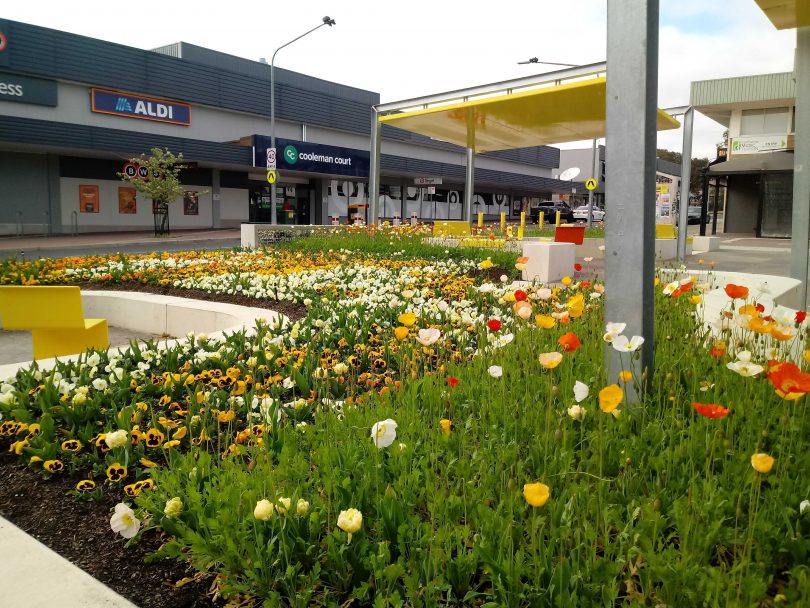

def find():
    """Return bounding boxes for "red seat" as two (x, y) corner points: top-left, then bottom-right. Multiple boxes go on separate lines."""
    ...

(554, 225), (585, 245)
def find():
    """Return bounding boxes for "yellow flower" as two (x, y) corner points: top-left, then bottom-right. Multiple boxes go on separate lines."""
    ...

(618, 370), (633, 383)
(337, 508), (363, 543)
(479, 259), (494, 270)
(739, 304), (760, 317)
(804, 350), (810, 366)
(172, 426), (188, 440)
(394, 326), (409, 340)
(216, 410), (236, 424)
(296, 498), (310, 516)
(654, 277), (661, 286)
(439, 419), (453, 435)
(139, 458), (159, 468)
(254, 499), (275, 521)
(538, 352), (563, 369)
(523, 482), (550, 507)
(535, 314), (556, 329)
(43, 459), (64, 473)
(163, 440), (181, 449)
(566, 294), (585, 318)
(561, 276), (572, 286)
(164, 497), (183, 518)
(598, 384), (624, 413)
(751, 453), (775, 474)
(689, 295), (702, 305)
(398, 312), (417, 327)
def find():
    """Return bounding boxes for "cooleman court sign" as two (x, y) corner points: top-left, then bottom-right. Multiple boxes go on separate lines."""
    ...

(91, 89), (191, 125)
(0, 71), (57, 106)
(253, 136), (369, 177)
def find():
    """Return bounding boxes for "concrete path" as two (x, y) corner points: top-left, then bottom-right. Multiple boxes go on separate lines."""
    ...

(0, 515), (137, 608)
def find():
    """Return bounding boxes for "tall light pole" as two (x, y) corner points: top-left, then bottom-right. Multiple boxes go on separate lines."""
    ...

(270, 16), (336, 225)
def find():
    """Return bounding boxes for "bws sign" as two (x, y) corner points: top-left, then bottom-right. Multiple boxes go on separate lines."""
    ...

(91, 88), (191, 126)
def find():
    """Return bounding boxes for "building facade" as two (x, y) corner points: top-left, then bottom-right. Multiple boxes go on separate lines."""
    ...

(0, 19), (582, 235)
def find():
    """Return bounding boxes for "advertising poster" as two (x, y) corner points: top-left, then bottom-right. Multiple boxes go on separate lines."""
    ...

(118, 187), (137, 214)
(183, 191), (199, 216)
(79, 184), (99, 213)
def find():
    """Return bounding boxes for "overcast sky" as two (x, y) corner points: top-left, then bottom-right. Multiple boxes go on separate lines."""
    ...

(2, 1), (798, 160)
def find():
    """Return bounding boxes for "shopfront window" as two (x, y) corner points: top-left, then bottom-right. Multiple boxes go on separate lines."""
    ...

(760, 173), (792, 238)
(740, 107), (790, 135)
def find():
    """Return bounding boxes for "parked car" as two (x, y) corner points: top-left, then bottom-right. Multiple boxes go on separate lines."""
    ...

(676, 205), (703, 226)
(572, 205), (605, 222)
(531, 202), (574, 224)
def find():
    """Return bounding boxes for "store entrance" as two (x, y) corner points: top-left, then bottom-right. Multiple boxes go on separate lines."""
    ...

(249, 183), (311, 224)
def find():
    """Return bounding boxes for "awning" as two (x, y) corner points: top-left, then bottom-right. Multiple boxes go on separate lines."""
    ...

(754, 0), (810, 30)
(378, 77), (680, 153)
(708, 151), (795, 174)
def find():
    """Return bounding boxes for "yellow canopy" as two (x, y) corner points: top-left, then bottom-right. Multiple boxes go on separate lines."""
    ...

(754, 0), (810, 29)
(378, 77), (680, 153)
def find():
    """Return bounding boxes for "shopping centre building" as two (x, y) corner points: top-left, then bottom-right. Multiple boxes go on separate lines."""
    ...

(0, 18), (584, 235)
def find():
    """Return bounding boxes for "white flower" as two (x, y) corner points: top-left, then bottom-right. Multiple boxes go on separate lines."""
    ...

(500, 274), (508, 282)
(164, 497), (183, 518)
(110, 503), (140, 539)
(86, 353), (101, 367)
(726, 361), (764, 377)
(416, 328), (441, 346)
(478, 283), (496, 293)
(801, 499), (809, 514)
(662, 281), (679, 296)
(573, 381), (589, 403)
(488, 365), (503, 378)
(337, 508), (363, 542)
(567, 404), (587, 421)
(402, 289), (415, 299)
(91, 378), (108, 392)
(535, 288), (552, 300)
(282, 377), (295, 389)
(612, 335), (645, 352)
(371, 419), (398, 449)
(437, 300), (449, 312)
(0, 392), (16, 406)
(333, 362), (349, 375)
(104, 429), (129, 449)
(276, 497), (292, 514)
(296, 498), (310, 516)
(254, 499), (275, 521)
(736, 350), (752, 363)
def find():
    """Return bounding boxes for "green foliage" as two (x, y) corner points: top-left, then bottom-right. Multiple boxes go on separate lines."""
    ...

(118, 147), (185, 206)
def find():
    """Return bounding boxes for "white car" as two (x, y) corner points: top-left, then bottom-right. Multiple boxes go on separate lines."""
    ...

(572, 205), (605, 222)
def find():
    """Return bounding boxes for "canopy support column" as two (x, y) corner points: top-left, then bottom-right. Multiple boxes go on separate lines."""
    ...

(791, 26), (810, 307)
(587, 138), (597, 229)
(369, 107), (381, 226)
(605, 0), (659, 402)
(465, 147), (475, 222)
(677, 106), (694, 260)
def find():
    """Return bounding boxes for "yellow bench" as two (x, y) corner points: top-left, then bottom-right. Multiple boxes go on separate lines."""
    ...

(655, 223), (694, 244)
(434, 220), (471, 237)
(0, 286), (108, 359)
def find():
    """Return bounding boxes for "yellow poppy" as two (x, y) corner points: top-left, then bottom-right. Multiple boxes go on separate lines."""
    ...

(535, 314), (556, 329)
(561, 276), (573, 287)
(538, 352), (563, 369)
(398, 312), (417, 327)
(566, 294), (585, 318)
(523, 482), (550, 507)
(599, 384), (624, 413)
(619, 370), (633, 383)
(394, 327), (409, 340)
(751, 453), (775, 474)
(439, 419), (452, 435)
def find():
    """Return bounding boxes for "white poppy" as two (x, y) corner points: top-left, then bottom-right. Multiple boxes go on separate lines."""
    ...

(488, 365), (503, 378)
(416, 328), (441, 346)
(573, 381), (589, 403)
(612, 335), (645, 352)
(371, 419), (398, 449)
(110, 503), (140, 539)
(801, 500), (809, 514)
(726, 361), (764, 377)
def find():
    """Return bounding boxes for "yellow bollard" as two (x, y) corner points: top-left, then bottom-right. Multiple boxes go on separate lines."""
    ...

(520, 211), (526, 228)
(500, 211), (506, 233)
(555, 210), (561, 227)
(539, 212), (544, 226)
(517, 225), (524, 240)
(477, 212), (484, 228)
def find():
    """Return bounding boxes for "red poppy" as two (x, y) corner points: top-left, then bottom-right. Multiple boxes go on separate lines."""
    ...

(724, 284), (749, 299)
(767, 361), (810, 398)
(486, 319), (502, 332)
(755, 303), (766, 313)
(580, 281), (591, 289)
(514, 289), (527, 302)
(447, 377), (459, 388)
(558, 331), (581, 353)
(691, 402), (730, 419)
(574, 263), (583, 272)
(796, 310), (807, 324)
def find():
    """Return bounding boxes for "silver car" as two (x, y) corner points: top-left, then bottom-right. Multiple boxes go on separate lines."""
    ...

(572, 205), (605, 222)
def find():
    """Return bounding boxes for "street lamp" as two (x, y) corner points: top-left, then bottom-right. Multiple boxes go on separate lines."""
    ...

(517, 58), (579, 67)
(269, 16), (336, 225)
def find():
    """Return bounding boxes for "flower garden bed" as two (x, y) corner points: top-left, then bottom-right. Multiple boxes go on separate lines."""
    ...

(0, 227), (808, 607)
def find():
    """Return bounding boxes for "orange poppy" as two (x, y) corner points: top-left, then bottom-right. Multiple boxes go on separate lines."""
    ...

(724, 284), (749, 299)
(767, 361), (810, 399)
(558, 332), (581, 353)
(709, 341), (726, 359)
(691, 402), (730, 419)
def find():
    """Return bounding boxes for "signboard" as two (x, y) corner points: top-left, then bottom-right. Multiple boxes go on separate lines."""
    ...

(731, 134), (789, 155)
(118, 187), (137, 214)
(123, 163), (150, 180)
(585, 178), (598, 191)
(656, 183), (670, 194)
(414, 177), (443, 186)
(91, 88), (191, 126)
(266, 170), (278, 184)
(0, 20), (8, 68)
(79, 185), (99, 213)
(0, 71), (57, 107)
(253, 136), (369, 178)
(266, 148), (276, 170)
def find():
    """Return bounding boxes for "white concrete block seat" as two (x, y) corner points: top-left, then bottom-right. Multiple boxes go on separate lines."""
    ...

(0, 290), (286, 379)
(521, 241), (575, 283)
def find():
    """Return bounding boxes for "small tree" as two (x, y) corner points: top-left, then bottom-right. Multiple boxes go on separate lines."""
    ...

(119, 147), (185, 235)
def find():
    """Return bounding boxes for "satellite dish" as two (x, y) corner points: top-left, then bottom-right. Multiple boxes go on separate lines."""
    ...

(559, 167), (581, 181)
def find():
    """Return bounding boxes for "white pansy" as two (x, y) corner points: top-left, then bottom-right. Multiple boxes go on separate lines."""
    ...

(91, 378), (108, 391)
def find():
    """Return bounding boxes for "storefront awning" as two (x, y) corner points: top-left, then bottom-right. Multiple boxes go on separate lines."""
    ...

(754, 0), (810, 30)
(708, 151), (795, 174)
(378, 77), (680, 153)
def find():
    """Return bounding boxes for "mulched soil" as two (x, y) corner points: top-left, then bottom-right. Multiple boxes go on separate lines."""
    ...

(0, 452), (220, 608)
(0, 287), (304, 608)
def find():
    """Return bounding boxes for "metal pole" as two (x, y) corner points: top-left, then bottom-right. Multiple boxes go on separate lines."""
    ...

(587, 138), (596, 228)
(369, 106), (381, 225)
(605, 0), (659, 402)
(464, 147), (475, 222)
(792, 26), (810, 307)
(270, 18), (334, 227)
(677, 106), (694, 260)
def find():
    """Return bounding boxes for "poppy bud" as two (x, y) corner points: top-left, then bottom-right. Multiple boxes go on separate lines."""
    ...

(653, 497), (662, 512)
(761, 429), (769, 438)
(550, 385), (560, 397)
(554, 428), (563, 441)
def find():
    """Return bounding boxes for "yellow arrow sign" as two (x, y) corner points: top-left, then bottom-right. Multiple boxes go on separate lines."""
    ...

(585, 178), (598, 191)
(266, 170), (278, 184)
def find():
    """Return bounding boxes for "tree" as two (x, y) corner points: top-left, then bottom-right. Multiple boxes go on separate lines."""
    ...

(119, 147), (185, 207)
(656, 148), (710, 198)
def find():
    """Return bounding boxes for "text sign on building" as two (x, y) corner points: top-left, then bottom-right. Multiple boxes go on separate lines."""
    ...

(731, 134), (789, 155)
(91, 88), (191, 126)
(414, 177), (442, 186)
(0, 20), (8, 68)
(253, 136), (369, 178)
(0, 71), (57, 107)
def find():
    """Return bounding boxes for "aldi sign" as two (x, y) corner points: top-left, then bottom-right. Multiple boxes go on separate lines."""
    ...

(91, 88), (191, 125)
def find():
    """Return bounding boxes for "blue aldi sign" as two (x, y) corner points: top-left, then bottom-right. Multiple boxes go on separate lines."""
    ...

(91, 88), (191, 126)
(253, 136), (369, 178)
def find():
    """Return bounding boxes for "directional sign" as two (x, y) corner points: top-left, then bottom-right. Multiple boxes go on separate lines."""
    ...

(266, 148), (276, 170)
(414, 177), (442, 186)
(266, 170), (278, 184)
(585, 178), (598, 191)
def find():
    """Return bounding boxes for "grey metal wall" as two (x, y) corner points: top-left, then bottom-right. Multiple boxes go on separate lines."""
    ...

(725, 175), (760, 234)
(0, 151), (53, 228)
